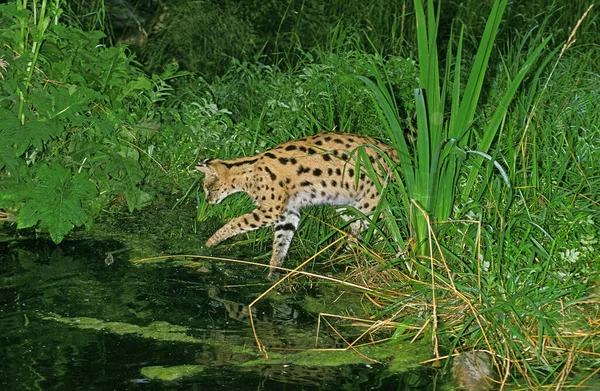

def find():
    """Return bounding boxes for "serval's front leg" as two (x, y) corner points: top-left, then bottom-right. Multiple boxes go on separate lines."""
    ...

(268, 207), (301, 281)
(206, 206), (279, 247)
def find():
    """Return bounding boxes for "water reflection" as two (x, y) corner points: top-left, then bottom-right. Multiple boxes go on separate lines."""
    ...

(0, 237), (439, 390)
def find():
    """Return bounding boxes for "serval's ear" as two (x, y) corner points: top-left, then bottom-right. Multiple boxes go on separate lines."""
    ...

(195, 160), (216, 178)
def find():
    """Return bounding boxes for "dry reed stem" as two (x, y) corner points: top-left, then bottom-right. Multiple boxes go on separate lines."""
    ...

(553, 345), (575, 390)
(316, 313), (402, 349)
(410, 201), (502, 367)
(135, 253), (372, 292)
(136, 248), (377, 358)
(248, 236), (356, 358)
(577, 365), (600, 387)
(409, 200), (440, 358)
(406, 210), (514, 380)
(316, 314), (380, 363)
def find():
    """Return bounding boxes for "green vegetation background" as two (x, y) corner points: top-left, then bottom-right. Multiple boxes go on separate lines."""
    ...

(0, 0), (598, 388)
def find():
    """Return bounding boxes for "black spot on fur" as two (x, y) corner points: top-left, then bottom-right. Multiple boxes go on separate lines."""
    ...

(297, 165), (311, 175)
(285, 145), (297, 151)
(276, 223), (296, 232)
(323, 154), (332, 162)
(265, 152), (277, 159)
(264, 166), (277, 181)
(222, 158), (258, 168)
(313, 168), (322, 176)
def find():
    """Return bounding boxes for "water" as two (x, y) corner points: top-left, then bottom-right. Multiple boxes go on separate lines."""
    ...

(0, 230), (440, 390)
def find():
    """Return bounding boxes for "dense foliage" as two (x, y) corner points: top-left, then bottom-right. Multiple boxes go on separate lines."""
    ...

(1, 0), (598, 389)
(0, 2), (161, 241)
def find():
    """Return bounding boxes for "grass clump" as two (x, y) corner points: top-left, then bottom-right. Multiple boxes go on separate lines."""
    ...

(330, 2), (600, 389)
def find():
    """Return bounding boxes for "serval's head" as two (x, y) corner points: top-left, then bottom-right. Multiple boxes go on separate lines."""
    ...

(195, 160), (240, 204)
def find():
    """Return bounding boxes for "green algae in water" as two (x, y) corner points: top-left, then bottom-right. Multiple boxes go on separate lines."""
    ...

(141, 365), (207, 381)
(43, 312), (433, 383)
(42, 312), (263, 360)
(242, 339), (432, 369)
(43, 313), (200, 343)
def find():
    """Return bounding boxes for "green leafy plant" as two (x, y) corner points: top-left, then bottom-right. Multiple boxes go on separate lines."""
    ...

(0, 0), (166, 242)
(15, 163), (99, 243)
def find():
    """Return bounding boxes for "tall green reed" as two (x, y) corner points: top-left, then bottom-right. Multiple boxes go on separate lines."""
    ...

(360, 0), (549, 257)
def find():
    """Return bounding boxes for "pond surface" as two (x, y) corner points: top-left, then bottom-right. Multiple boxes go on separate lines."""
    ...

(0, 214), (443, 391)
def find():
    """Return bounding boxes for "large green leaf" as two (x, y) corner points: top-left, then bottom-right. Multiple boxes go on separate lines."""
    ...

(29, 84), (100, 122)
(17, 163), (99, 243)
(0, 108), (64, 156)
(0, 130), (20, 177)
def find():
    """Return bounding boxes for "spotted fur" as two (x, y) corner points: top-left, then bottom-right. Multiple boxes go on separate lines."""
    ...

(196, 132), (397, 280)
